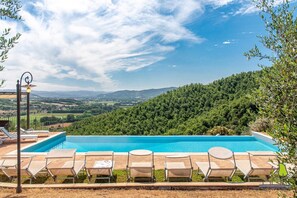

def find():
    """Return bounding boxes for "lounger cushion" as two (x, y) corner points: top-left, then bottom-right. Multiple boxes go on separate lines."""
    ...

(73, 160), (85, 175)
(1, 159), (18, 167)
(166, 162), (186, 169)
(165, 162), (192, 178)
(129, 162), (153, 178)
(28, 161), (47, 176)
(196, 162), (219, 176)
(236, 160), (257, 176)
(93, 160), (112, 168)
(130, 162), (153, 168)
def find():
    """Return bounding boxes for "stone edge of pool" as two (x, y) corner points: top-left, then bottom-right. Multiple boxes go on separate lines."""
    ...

(8, 131), (277, 156)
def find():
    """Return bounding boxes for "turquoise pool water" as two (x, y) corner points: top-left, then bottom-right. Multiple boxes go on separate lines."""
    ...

(22, 135), (278, 152)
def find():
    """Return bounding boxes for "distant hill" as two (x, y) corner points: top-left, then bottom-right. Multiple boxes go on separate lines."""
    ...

(67, 71), (260, 135)
(97, 87), (176, 100)
(32, 91), (104, 98)
(31, 87), (176, 100)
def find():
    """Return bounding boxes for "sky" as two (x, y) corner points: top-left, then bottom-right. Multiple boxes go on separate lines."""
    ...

(0, 0), (291, 91)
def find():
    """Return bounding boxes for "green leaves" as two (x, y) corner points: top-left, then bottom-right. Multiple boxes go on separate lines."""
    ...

(246, 0), (297, 195)
(0, 0), (22, 87)
(0, 0), (22, 20)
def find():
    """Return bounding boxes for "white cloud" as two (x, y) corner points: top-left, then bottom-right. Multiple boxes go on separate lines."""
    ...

(234, 0), (296, 15)
(3, 0), (214, 91)
(223, 41), (231, 45)
(1, 0), (269, 91)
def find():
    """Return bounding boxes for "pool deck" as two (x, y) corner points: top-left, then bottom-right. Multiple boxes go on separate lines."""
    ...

(0, 132), (283, 190)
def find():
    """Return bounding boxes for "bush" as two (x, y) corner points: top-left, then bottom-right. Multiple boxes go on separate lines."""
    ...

(249, 118), (272, 132)
(206, 126), (235, 136)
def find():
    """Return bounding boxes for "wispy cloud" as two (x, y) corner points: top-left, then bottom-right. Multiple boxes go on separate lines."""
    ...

(1, 0), (275, 91)
(223, 41), (231, 45)
(234, 0), (296, 15)
(2, 0), (211, 91)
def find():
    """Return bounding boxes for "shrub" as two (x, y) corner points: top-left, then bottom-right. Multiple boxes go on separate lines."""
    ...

(206, 126), (235, 136)
(249, 118), (273, 132)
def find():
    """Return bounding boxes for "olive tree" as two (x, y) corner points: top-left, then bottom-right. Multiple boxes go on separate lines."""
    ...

(245, 0), (297, 195)
(0, 0), (21, 87)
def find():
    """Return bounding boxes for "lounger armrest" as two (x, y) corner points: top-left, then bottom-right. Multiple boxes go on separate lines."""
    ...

(1, 155), (35, 159)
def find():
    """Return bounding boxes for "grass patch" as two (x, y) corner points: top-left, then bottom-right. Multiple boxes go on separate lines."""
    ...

(113, 170), (127, 183)
(0, 171), (259, 184)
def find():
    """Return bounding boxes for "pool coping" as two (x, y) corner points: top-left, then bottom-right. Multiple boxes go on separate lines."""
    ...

(252, 131), (276, 145)
(10, 132), (278, 156)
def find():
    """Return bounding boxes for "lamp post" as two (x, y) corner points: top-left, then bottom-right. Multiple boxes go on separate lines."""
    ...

(16, 71), (33, 193)
(21, 84), (36, 129)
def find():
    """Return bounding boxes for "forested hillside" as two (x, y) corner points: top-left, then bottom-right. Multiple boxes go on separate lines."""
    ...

(67, 71), (259, 135)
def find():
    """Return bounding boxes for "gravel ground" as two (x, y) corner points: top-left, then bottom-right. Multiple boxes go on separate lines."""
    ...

(0, 189), (293, 198)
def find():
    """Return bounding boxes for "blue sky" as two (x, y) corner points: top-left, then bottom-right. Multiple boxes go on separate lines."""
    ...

(0, 0), (290, 91)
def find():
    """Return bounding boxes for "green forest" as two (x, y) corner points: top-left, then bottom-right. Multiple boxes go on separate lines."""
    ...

(66, 71), (260, 135)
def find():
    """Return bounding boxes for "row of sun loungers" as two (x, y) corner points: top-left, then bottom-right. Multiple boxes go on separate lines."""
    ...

(0, 127), (50, 143)
(0, 127), (38, 142)
(0, 147), (293, 184)
(20, 128), (49, 137)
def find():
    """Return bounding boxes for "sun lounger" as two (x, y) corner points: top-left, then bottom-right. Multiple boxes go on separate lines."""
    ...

(126, 150), (155, 182)
(0, 137), (5, 145)
(235, 151), (277, 181)
(45, 149), (85, 183)
(20, 128), (49, 137)
(85, 151), (114, 182)
(196, 147), (236, 181)
(0, 155), (47, 184)
(0, 127), (38, 141)
(165, 154), (193, 182)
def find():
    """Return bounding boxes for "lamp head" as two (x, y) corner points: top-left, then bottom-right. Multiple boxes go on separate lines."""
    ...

(22, 84), (36, 93)
(26, 85), (31, 93)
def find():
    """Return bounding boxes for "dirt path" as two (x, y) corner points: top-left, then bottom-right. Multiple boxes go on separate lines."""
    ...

(0, 189), (292, 198)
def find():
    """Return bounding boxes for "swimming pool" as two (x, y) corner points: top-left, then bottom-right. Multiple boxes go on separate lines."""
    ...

(22, 133), (278, 153)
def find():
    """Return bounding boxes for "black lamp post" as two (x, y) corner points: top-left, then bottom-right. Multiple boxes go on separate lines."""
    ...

(21, 83), (36, 129)
(16, 71), (33, 193)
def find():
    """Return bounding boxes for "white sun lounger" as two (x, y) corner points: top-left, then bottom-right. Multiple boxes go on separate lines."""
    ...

(0, 127), (38, 141)
(45, 149), (85, 183)
(0, 155), (47, 184)
(235, 151), (277, 181)
(85, 151), (114, 183)
(0, 137), (5, 145)
(196, 147), (236, 181)
(20, 128), (49, 137)
(165, 154), (193, 182)
(126, 150), (155, 182)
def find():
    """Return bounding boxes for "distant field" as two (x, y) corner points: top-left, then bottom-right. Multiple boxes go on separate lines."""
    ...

(97, 101), (117, 105)
(0, 113), (83, 120)
(0, 113), (83, 127)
